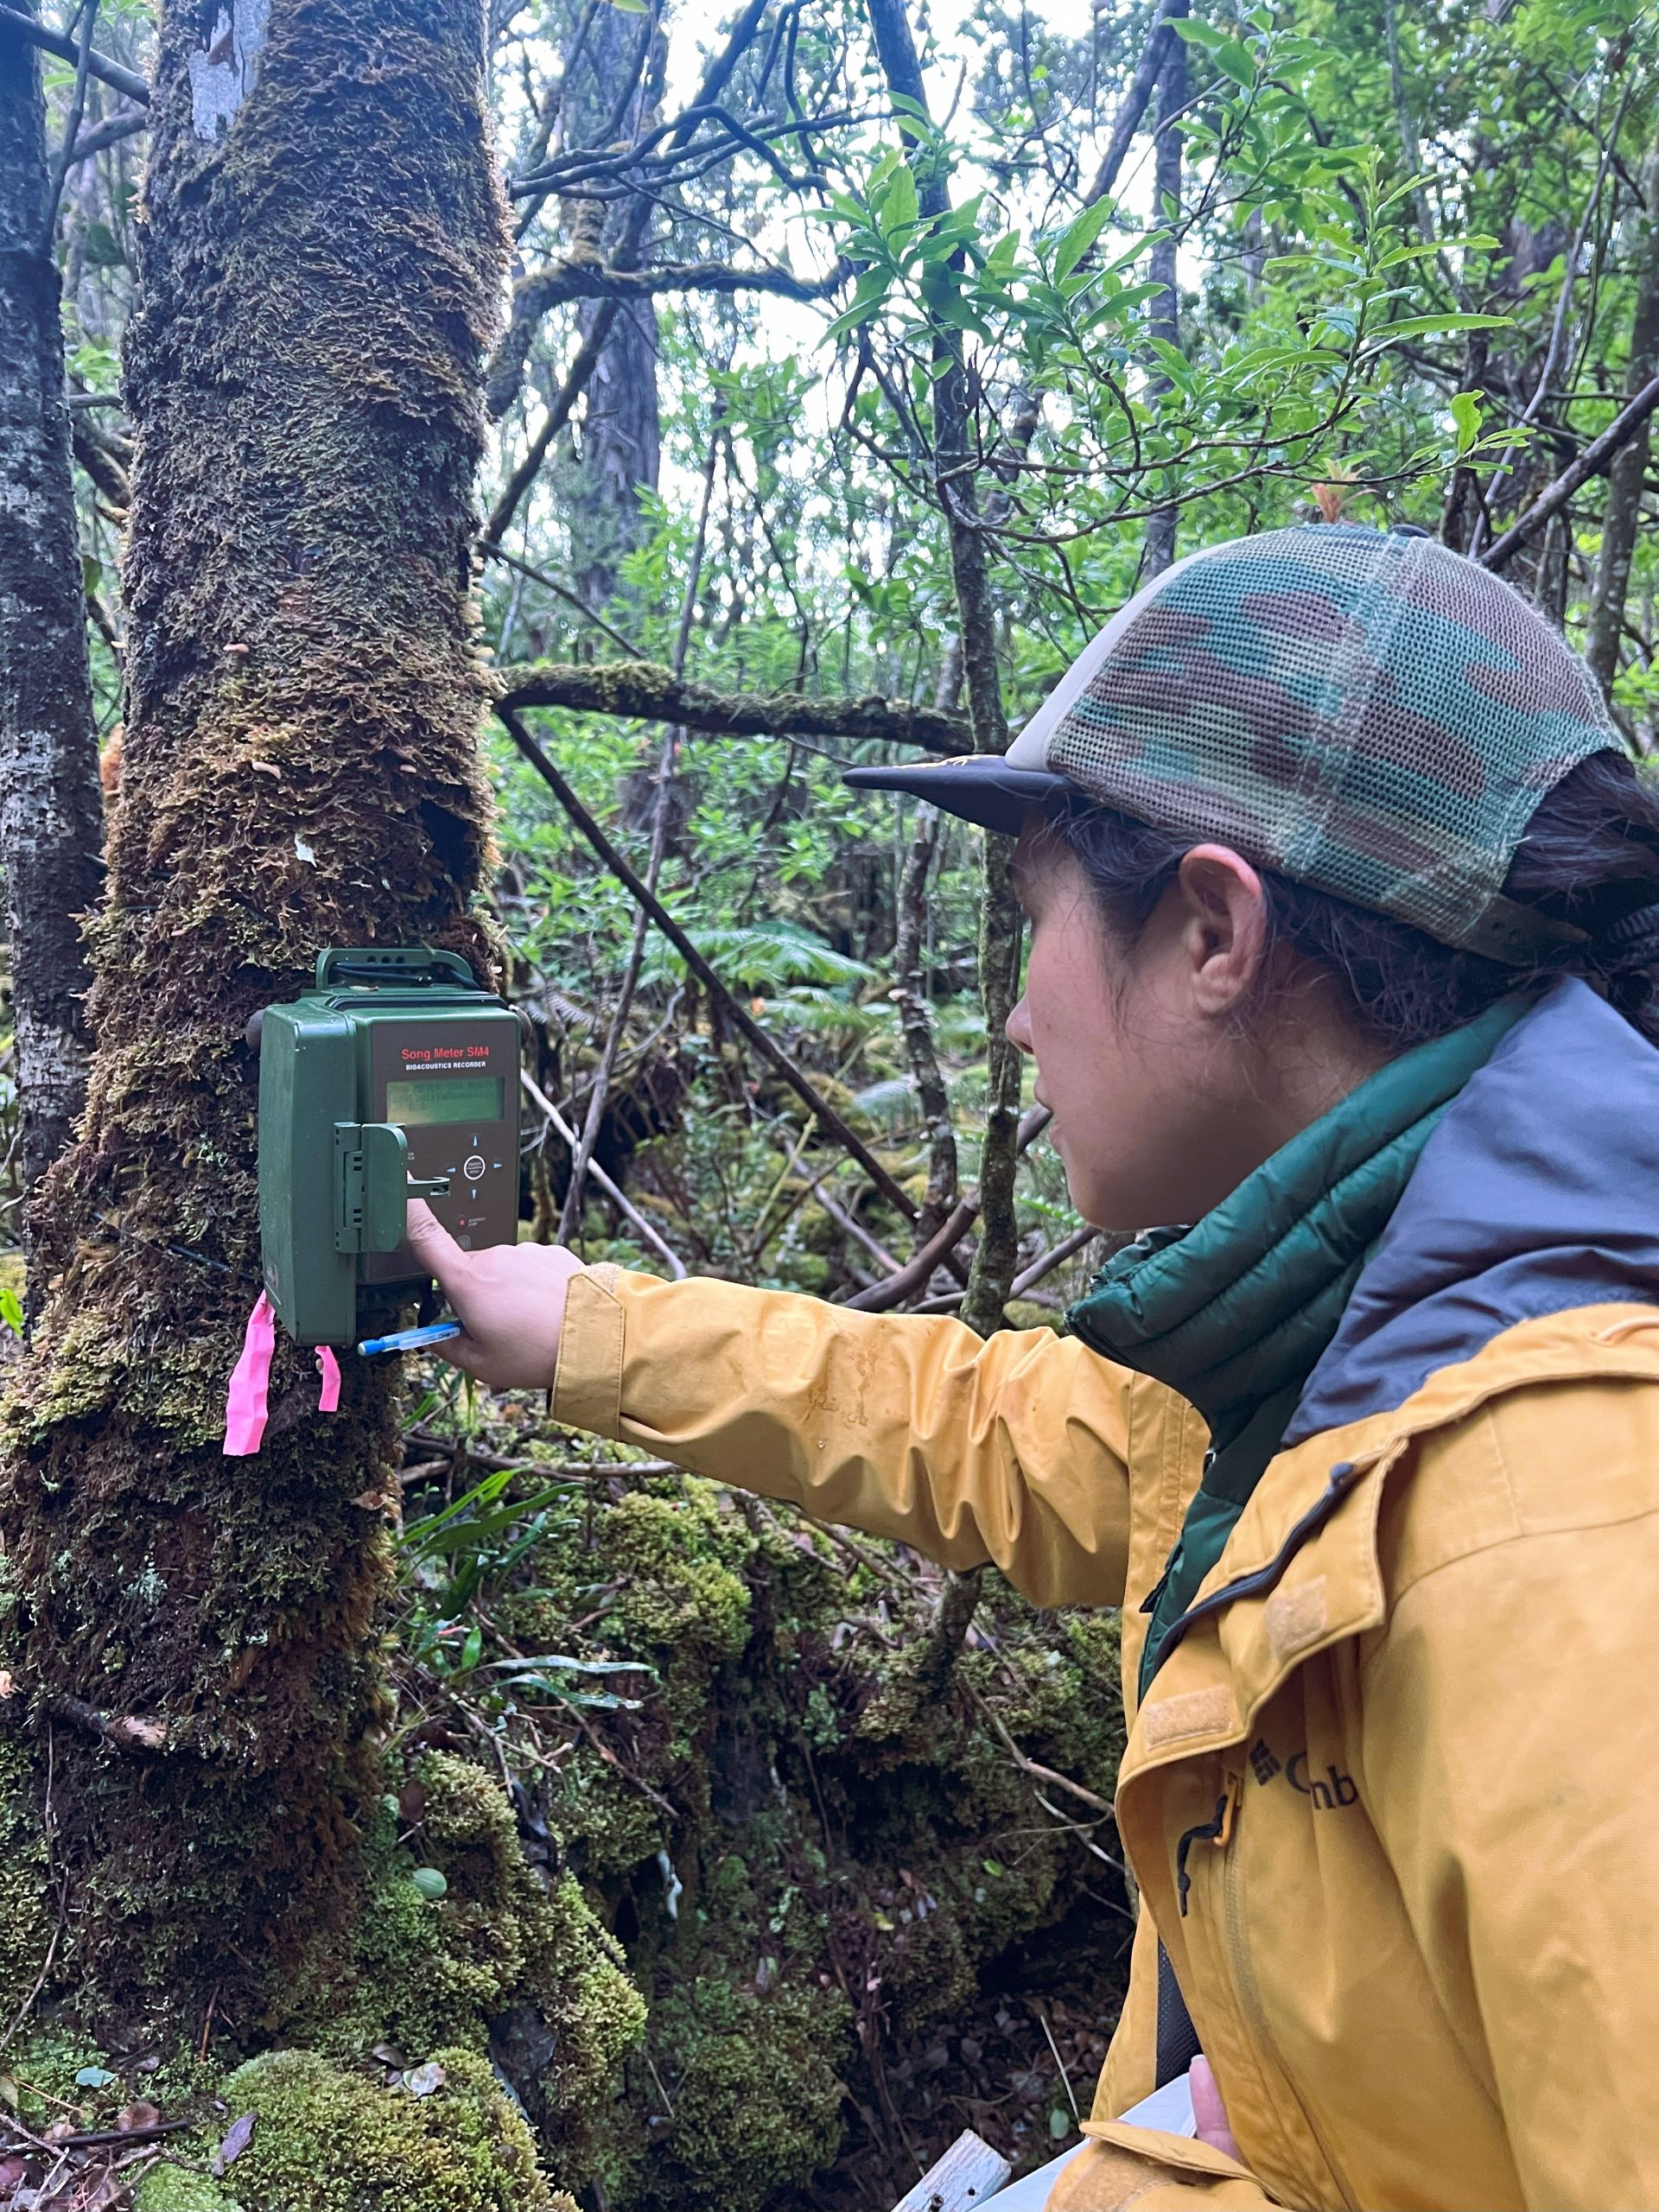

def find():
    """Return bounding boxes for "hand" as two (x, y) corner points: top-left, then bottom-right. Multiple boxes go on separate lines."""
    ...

(404, 1199), (587, 1391)
(1189, 2056), (1241, 2161)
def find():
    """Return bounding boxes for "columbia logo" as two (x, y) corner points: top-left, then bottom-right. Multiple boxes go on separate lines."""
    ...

(1249, 1739), (1281, 1785)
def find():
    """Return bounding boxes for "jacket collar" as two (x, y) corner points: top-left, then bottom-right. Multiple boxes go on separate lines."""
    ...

(1066, 994), (1532, 1693)
(1121, 1303), (1659, 1779)
(1287, 977), (1659, 1443)
(1065, 993), (1530, 1450)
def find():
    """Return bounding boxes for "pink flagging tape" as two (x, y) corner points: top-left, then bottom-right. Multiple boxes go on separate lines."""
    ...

(316, 1344), (341, 1413)
(223, 1289), (277, 1457)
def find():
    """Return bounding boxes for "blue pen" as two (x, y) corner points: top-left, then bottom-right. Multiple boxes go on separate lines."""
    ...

(356, 1319), (462, 1357)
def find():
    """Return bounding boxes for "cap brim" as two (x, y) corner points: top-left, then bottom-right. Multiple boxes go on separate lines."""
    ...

(842, 756), (1077, 836)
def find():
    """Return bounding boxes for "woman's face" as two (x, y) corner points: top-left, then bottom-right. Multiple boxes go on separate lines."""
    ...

(1005, 827), (1379, 1232)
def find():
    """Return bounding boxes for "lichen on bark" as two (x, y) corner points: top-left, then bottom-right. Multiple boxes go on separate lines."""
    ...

(0, 0), (509, 2015)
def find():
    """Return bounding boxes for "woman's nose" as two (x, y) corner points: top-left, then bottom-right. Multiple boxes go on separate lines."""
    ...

(1006, 995), (1033, 1054)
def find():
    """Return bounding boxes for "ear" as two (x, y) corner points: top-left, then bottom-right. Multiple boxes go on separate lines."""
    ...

(1173, 844), (1270, 1013)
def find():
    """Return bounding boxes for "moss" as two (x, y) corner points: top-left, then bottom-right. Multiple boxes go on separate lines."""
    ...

(132, 2170), (244, 2211)
(289, 1752), (644, 2172)
(216, 2046), (570, 2212)
(0, 1735), (49, 2018)
(639, 1976), (850, 2212)
(367, 1458), (1129, 2206)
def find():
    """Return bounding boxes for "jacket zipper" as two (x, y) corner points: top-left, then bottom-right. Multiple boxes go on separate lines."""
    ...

(1220, 1763), (1360, 2207)
(1174, 1777), (1236, 1917)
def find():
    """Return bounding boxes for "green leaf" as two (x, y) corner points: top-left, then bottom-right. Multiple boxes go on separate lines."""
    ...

(823, 268), (891, 346)
(1052, 195), (1115, 281)
(985, 226), (1021, 276)
(1450, 389), (1482, 454)
(0, 1286), (23, 1338)
(1210, 36), (1256, 87)
(877, 162), (918, 238)
(1363, 312), (1511, 350)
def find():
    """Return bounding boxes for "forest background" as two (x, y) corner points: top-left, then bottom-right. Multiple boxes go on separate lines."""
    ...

(0, 0), (1654, 2205)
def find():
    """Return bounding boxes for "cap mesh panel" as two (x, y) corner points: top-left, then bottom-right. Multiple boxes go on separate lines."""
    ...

(1044, 525), (1619, 949)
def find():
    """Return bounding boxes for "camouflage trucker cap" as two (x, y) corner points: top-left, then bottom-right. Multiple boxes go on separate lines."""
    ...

(844, 523), (1624, 963)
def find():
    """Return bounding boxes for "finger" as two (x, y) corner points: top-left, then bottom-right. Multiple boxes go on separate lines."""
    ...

(405, 1198), (468, 1294)
(1188, 2058), (1241, 2160)
(426, 1326), (493, 1381)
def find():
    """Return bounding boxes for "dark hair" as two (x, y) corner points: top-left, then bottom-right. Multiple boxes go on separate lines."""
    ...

(1047, 751), (1659, 1052)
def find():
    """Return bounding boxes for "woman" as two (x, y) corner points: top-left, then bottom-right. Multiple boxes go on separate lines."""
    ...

(408, 524), (1659, 2210)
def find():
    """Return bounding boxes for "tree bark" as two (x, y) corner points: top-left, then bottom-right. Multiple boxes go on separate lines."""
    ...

(551, 4), (663, 617)
(1141, 34), (1185, 580)
(0, 2), (107, 1238)
(1587, 145), (1659, 695)
(0, 0), (506, 2015)
(864, 0), (1024, 1339)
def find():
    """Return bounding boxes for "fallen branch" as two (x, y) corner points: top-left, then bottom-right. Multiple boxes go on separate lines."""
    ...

(843, 1194), (977, 1312)
(501, 710), (921, 1224)
(402, 1428), (677, 1480)
(965, 1680), (1115, 1818)
(1480, 367), (1659, 572)
(40, 1693), (165, 1755)
(916, 1221), (1097, 1313)
(493, 659), (968, 754)
(0, 3), (149, 104)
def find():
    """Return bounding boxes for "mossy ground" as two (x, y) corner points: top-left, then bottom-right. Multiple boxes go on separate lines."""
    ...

(440, 1446), (1132, 2208)
(0, 1437), (1128, 2211)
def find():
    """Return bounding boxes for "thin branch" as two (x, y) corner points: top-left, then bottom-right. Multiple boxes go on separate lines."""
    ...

(41, 0), (99, 251)
(505, 251), (842, 313)
(1084, 0), (1188, 207)
(842, 1195), (978, 1313)
(481, 299), (620, 544)
(518, 1068), (688, 1277)
(493, 660), (969, 753)
(482, 544), (646, 659)
(1481, 367), (1659, 573)
(560, 418), (721, 1242)
(500, 709), (920, 1223)
(0, 1), (148, 104)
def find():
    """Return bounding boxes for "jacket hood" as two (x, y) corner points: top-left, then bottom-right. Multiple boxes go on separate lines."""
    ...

(1285, 977), (1659, 1445)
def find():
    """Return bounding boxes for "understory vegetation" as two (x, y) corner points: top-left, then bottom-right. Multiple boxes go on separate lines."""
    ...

(0, 0), (1654, 2201)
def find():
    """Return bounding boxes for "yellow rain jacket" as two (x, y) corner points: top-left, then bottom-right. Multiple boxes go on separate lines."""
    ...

(550, 982), (1659, 2209)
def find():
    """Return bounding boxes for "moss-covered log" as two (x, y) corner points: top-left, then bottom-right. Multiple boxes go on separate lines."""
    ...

(0, 0), (507, 2015)
(494, 660), (970, 754)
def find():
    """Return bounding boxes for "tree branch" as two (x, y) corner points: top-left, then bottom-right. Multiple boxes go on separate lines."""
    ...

(1084, 0), (1188, 207)
(0, 3), (148, 104)
(66, 106), (147, 165)
(499, 709), (921, 1223)
(493, 659), (969, 753)
(1480, 367), (1659, 573)
(505, 251), (842, 315)
(481, 297), (620, 540)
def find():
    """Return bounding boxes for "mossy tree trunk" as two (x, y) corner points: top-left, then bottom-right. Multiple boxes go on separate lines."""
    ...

(0, 2), (107, 1230)
(0, 0), (506, 2021)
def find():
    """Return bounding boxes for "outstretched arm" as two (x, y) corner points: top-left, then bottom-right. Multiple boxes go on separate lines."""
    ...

(405, 1200), (1135, 1609)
